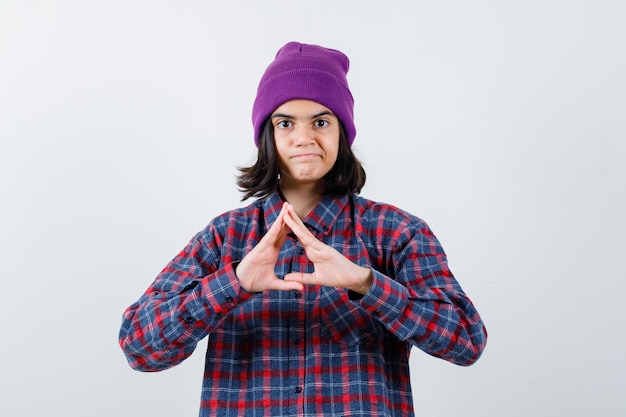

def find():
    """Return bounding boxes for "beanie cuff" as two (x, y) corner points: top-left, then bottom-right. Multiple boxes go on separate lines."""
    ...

(253, 68), (355, 146)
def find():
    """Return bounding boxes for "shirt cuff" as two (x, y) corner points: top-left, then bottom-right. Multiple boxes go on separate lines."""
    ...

(182, 262), (253, 326)
(356, 268), (409, 324)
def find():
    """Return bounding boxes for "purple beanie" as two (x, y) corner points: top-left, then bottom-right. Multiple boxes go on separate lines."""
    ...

(252, 42), (356, 147)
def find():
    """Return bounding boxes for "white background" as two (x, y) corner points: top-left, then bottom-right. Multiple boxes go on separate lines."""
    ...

(1, 1), (624, 416)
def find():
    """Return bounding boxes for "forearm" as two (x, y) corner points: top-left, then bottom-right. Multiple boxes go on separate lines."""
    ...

(356, 269), (487, 365)
(119, 262), (252, 371)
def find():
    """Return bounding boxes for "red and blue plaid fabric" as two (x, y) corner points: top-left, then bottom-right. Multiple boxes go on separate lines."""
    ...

(119, 192), (487, 416)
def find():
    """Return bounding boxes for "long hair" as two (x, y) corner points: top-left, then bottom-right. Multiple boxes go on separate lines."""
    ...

(237, 119), (366, 201)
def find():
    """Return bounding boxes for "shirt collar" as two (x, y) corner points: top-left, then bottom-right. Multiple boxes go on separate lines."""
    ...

(261, 191), (350, 237)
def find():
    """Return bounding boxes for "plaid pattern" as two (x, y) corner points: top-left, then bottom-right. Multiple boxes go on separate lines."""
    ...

(120, 192), (487, 416)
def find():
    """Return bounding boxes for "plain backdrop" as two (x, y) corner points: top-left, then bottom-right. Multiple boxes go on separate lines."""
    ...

(1, 1), (624, 416)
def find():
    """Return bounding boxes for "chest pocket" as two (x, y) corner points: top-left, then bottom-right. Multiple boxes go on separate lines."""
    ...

(317, 286), (384, 346)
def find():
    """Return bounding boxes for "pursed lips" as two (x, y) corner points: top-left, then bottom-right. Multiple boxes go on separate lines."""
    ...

(290, 153), (322, 159)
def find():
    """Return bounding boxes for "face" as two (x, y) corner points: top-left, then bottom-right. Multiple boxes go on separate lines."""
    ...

(271, 99), (340, 189)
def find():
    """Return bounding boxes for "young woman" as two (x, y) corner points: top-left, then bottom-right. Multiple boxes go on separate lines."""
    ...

(119, 41), (487, 416)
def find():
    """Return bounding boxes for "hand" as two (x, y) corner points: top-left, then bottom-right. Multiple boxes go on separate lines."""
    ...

(282, 204), (373, 295)
(235, 203), (304, 293)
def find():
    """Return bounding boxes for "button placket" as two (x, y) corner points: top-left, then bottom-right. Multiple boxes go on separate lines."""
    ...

(292, 240), (307, 402)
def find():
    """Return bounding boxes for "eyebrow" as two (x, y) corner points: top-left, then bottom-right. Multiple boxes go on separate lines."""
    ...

(271, 110), (335, 120)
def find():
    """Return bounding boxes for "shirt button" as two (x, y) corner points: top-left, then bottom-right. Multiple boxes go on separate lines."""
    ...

(294, 291), (302, 299)
(294, 338), (301, 345)
(294, 386), (302, 394)
(298, 247), (305, 255)
(184, 316), (194, 324)
(225, 296), (234, 303)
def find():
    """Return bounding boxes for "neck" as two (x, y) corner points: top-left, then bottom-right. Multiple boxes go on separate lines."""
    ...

(279, 180), (325, 219)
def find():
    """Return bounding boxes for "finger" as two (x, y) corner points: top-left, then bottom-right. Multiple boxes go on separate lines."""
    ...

(269, 203), (288, 233)
(284, 203), (307, 229)
(284, 272), (320, 286)
(283, 205), (318, 247)
(261, 203), (289, 247)
(267, 277), (304, 292)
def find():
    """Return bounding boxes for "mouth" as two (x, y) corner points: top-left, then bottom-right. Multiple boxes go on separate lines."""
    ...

(290, 153), (322, 159)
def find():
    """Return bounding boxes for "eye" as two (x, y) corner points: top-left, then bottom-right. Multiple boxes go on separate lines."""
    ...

(314, 119), (329, 128)
(276, 120), (293, 129)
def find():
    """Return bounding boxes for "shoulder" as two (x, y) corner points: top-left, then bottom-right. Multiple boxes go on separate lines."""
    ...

(351, 194), (427, 231)
(213, 200), (263, 225)
(351, 194), (444, 255)
(197, 199), (265, 240)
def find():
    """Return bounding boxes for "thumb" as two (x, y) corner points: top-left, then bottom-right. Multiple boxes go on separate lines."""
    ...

(284, 272), (319, 286)
(267, 277), (304, 292)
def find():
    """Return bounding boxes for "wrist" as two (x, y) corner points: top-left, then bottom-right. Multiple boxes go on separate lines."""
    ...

(234, 260), (251, 293)
(352, 266), (373, 296)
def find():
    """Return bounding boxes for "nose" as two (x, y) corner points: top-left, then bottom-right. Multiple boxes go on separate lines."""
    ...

(293, 124), (315, 146)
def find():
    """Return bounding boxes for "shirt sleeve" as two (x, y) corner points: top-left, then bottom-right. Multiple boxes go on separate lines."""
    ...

(355, 219), (487, 366)
(118, 226), (253, 372)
